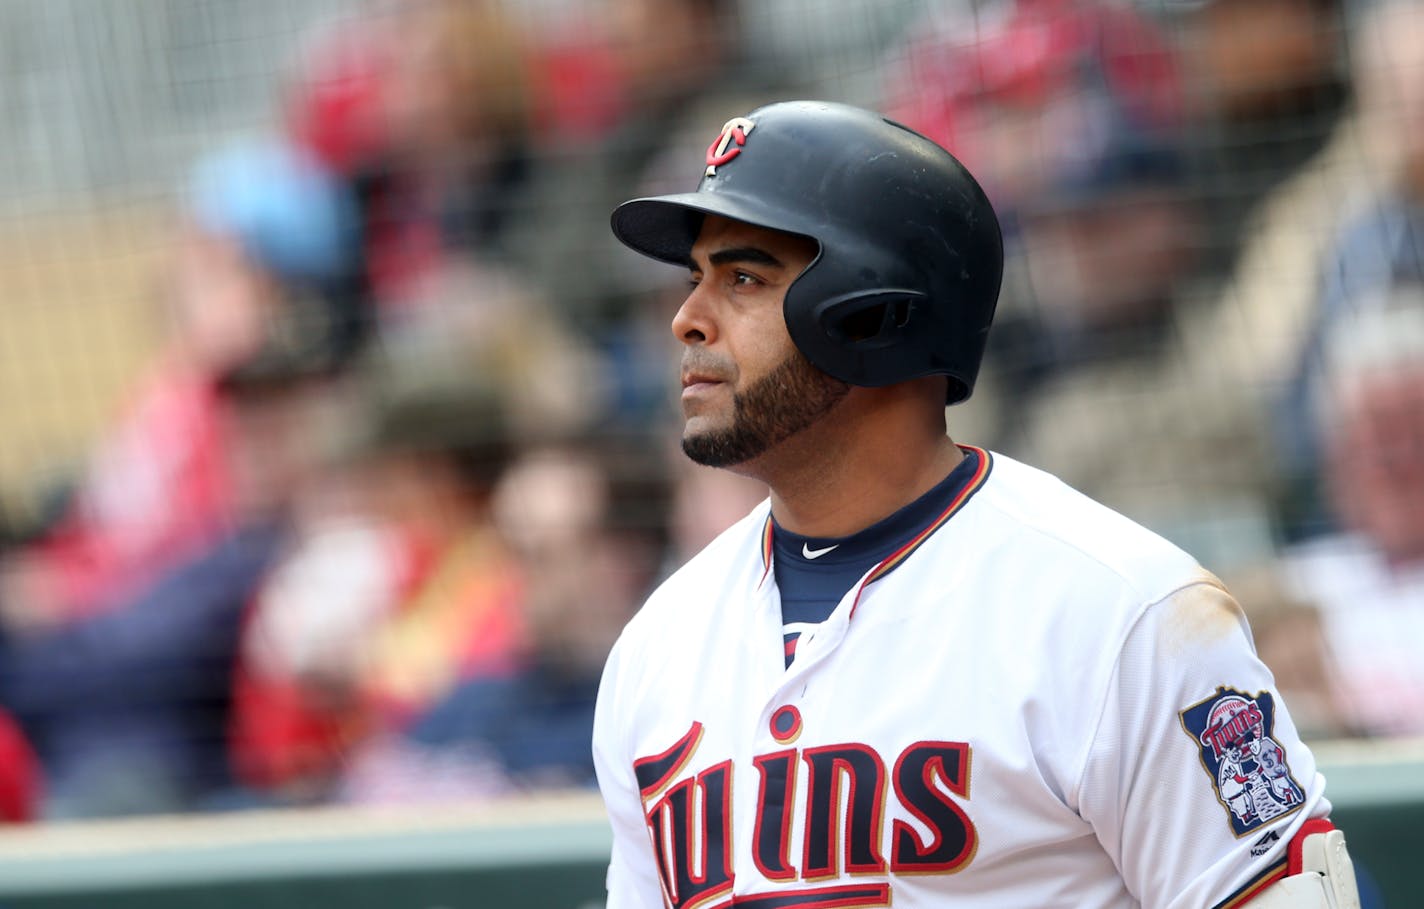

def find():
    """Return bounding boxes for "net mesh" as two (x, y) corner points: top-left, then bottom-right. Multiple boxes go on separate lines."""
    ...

(0, 0), (1417, 825)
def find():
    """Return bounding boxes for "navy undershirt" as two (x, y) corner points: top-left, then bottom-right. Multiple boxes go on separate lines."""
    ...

(771, 448), (982, 668)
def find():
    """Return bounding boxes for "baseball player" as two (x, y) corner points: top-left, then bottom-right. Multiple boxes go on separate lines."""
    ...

(593, 101), (1361, 908)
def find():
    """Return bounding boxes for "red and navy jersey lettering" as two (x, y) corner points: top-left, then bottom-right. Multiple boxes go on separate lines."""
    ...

(753, 750), (799, 881)
(890, 741), (977, 873)
(634, 721), (703, 797)
(730, 883), (892, 907)
(635, 725), (979, 904)
(645, 759), (735, 908)
(801, 745), (889, 879)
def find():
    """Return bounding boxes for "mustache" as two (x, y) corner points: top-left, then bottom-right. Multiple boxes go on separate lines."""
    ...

(680, 351), (735, 382)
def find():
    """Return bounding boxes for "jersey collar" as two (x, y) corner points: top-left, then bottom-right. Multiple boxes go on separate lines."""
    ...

(756, 445), (993, 601)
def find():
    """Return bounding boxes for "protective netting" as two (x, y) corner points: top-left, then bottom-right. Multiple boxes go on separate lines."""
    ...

(0, 0), (1418, 824)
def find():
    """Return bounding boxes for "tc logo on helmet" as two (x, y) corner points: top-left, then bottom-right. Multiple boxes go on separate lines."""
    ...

(705, 117), (756, 176)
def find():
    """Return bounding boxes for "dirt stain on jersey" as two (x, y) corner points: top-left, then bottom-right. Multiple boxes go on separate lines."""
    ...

(1158, 572), (1248, 657)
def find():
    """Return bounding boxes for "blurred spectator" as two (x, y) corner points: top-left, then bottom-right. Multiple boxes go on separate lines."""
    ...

(495, 0), (800, 431)
(285, 0), (538, 311)
(224, 460), (407, 804)
(1228, 570), (1341, 743)
(883, 0), (1185, 224)
(380, 260), (610, 441)
(874, 0), (1413, 572)
(500, 0), (771, 339)
(0, 532), (42, 824)
(1073, 0), (1422, 554)
(338, 433), (671, 802)
(0, 361), (352, 819)
(0, 494), (284, 819)
(1171, 0), (1344, 123)
(669, 456), (769, 567)
(0, 140), (365, 631)
(231, 327), (525, 803)
(491, 437), (670, 685)
(885, 1), (1241, 559)
(0, 139), (369, 818)
(229, 269), (603, 793)
(990, 88), (1196, 401)
(1273, 0), (1424, 537)
(1249, 295), (1424, 739)
(0, 707), (40, 823)
(1166, 0), (1349, 274)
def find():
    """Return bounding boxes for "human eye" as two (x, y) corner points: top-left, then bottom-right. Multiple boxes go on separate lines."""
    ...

(732, 270), (762, 287)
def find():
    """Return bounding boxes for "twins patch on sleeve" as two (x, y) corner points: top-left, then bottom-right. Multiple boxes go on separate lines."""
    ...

(1179, 687), (1305, 837)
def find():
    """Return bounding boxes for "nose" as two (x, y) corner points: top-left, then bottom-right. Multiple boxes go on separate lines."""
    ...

(671, 282), (716, 346)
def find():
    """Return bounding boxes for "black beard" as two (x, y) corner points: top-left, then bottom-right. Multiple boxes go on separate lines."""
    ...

(682, 349), (850, 468)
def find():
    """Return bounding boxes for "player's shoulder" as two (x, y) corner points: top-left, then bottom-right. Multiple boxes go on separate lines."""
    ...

(972, 451), (1203, 601)
(618, 497), (772, 640)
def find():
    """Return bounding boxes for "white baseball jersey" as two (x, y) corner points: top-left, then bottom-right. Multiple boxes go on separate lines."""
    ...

(593, 449), (1330, 908)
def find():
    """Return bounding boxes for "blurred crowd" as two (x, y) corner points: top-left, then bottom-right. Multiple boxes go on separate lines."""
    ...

(0, 0), (1420, 823)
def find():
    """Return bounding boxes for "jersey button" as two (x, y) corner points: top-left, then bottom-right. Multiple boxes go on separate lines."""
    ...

(770, 705), (803, 744)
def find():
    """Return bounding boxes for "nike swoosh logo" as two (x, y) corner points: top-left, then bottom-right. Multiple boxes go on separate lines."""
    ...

(802, 543), (838, 559)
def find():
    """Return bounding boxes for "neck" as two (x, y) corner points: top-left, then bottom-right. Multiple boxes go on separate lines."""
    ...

(747, 381), (964, 538)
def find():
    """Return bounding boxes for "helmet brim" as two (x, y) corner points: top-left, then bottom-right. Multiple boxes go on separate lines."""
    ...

(610, 191), (816, 266)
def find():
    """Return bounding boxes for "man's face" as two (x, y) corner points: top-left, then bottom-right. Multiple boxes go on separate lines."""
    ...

(1331, 365), (1424, 562)
(672, 215), (847, 468)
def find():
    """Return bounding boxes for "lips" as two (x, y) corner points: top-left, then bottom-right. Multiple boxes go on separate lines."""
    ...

(680, 372), (728, 406)
(681, 373), (724, 389)
(680, 353), (732, 401)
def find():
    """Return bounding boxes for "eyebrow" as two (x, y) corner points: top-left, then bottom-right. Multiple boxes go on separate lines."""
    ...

(687, 246), (786, 271)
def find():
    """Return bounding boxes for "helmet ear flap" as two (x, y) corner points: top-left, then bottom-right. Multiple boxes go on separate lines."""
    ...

(791, 283), (972, 402)
(819, 292), (923, 348)
(789, 287), (933, 388)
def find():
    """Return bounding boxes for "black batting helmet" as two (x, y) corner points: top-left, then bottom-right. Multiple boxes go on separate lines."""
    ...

(611, 100), (1003, 403)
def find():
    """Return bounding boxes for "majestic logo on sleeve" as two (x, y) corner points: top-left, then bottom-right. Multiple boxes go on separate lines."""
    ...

(705, 117), (756, 176)
(1179, 688), (1304, 837)
(633, 722), (977, 907)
